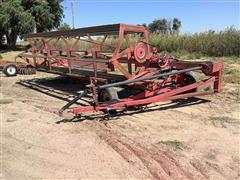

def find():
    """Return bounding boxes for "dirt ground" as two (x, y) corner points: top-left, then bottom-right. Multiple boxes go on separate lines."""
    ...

(0, 72), (239, 179)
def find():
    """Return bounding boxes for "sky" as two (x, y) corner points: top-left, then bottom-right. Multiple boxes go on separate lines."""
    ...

(62, 0), (239, 33)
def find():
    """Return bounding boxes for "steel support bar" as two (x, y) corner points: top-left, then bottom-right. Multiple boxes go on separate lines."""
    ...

(72, 77), (215, 114)
(19, 54), (110, 63)
(59, 90), (87, 115)
(24, 24), (146, 38)
(167, 90), (214, 100)
(98, 66), (202, 90)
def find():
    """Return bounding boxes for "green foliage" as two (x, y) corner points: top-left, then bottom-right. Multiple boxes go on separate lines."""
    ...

(101, 27), (239, 57)
(0, 34), (5, 45)
(58, 23), (71, 31)
(222, 68), (240, 84)
(172, 18), (181, 34)
(147, 18), (182, 34)
(21, 0), (64, 32)
(0, 23), (5, 45)
(0, 0), (64, 49)
(148, 18), (168, 34)
(149, 27), (240, 57)
(0, 0), (35, 48)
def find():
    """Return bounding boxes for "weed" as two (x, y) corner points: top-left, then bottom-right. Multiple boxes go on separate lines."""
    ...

(209, 116), (240, 128)
(158, 140), (186, 150)
(0, 99), (13, 104)
(222, 68), (240, 84)
(202, 85), (212, 91)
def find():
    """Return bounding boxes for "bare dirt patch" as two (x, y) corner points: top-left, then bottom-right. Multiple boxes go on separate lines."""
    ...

(1, 72), (239, 179)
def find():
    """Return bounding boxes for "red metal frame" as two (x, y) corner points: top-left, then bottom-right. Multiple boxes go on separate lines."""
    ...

(0, 60), (28, 68)
(71, 73), (220, 114)
(10, 23), (223, 115)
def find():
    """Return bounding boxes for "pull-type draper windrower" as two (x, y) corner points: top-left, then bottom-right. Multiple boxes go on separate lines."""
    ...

(0, 24), (223, 116)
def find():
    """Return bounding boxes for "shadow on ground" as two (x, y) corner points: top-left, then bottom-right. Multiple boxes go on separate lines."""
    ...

(56, 97), (210, 123)
(17, 76), (91, 106)
(16, 76), (211, 123)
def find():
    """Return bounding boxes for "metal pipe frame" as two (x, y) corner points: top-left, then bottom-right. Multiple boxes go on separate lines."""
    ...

(97, 66), (201, 90)
(18, 24), (151, 81)
(71, 76), (217, 114)
(12, 23), (224, 115)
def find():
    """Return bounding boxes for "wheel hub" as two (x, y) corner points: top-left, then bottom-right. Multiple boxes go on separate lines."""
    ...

(6, 66), (17, 75)
(134, 42), (148, 63)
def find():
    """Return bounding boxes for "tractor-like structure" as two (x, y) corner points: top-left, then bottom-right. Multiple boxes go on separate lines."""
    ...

(1, 24), (223, 115)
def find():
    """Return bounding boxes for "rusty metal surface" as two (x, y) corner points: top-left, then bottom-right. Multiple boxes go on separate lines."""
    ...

(19, 24), (151, 81)
(0, 60), (28, 68)
(14, 23), (223, 115)
(24, 23), (145, 38)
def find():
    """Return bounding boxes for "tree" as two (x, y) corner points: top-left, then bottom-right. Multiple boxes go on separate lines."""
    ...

(21, 0), (64, 33)
(147, 18), (182, 34)
(0, 0), (35, 49)
(148, 18), (168, 34)
(0, 25), (5, 46)
(0, 35), (4, 46)
(172, 18), (181, 34)
(58, 23), (71, 31)
(0, 0), (64, 49)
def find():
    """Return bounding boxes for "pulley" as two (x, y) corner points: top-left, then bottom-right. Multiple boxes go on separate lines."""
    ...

(134, 42), (149, 63)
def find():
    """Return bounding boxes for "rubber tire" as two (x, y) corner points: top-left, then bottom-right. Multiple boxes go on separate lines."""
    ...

(18, 67), (36, 75)
(30, 68), (36, 74)
(18, 68), (23, 74)
(98, 87), (118, 102)
(98, 87), (119, 114)
(183, 72), (198, 93)
(3, 64), (18, 77)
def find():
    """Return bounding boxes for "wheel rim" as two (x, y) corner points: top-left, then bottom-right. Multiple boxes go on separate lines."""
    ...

(7, 66), (17, 75)
(134, 42), (148, 63)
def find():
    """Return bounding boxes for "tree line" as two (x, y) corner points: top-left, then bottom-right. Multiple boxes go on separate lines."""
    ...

(0, 0), (64, 49)
(0, 1), (238, 57)
(140, 18), (182, 34)
(149, 27), (240, 57)
(0, 0), (181, 50)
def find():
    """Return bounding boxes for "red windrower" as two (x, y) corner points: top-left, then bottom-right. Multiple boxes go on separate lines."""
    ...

(0, 24), (223, 116)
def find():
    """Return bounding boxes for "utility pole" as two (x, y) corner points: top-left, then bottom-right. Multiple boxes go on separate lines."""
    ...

(71, 0), (75, 29)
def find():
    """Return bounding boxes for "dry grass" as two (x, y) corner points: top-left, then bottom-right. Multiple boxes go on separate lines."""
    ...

(0, 50), (23, 61)
(0, 99), (13, 104)
(209, 116), (240, 128)
(158, 140), (186, 150)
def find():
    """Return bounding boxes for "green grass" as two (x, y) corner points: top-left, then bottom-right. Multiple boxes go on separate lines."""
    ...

(161, 51), (240, 63)
(182, 56), (240, 85)
(158, 140), (186, 150)
(210, 56), (240, 64)
(1, 31), (239, 85)
(150, 27), (240, 57)
(170, 51), (203, 60)
(16, 41), (29, 46)
(222, 68), (240, 84)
